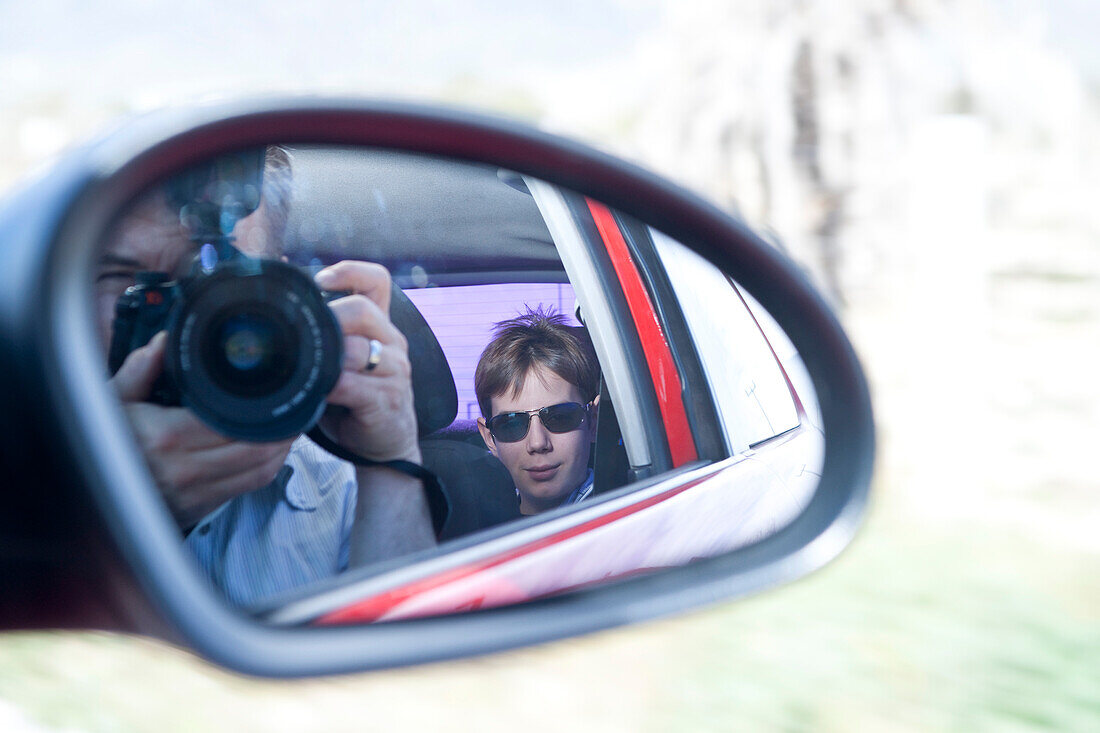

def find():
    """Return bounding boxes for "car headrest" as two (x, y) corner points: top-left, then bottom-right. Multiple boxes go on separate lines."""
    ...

(388, 283), (458, 437)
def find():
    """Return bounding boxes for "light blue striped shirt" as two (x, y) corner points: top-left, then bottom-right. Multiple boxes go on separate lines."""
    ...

(184, 437), (358, 608)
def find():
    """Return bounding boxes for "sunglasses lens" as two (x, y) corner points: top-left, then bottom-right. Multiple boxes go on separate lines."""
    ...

(540, 403), (586, 433)
(490, 413), (531, 443)
(489, 403), (589, 442)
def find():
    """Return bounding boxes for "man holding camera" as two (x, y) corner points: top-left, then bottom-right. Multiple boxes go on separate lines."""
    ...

(94, 150), (436, 607)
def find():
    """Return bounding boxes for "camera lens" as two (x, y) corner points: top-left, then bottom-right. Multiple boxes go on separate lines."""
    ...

(203, 309), (297, 397)
(223, 317), (270, 371)
(166, 258), (343, 442)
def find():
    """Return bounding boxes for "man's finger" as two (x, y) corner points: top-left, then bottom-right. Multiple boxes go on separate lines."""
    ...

(315, 261), (392, 314)
(125, 402), (235, 452)
(163, 437), (294, 490)
(342, 335), (408, 375)
(326, 366), (413, 413)
(327, 295), (404, 345)
(162, 441), (294, 527)
(111, 331), (167, 402)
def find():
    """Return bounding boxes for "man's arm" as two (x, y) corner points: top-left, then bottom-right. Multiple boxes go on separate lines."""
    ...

(316, 261), (437, 567)
(348, 463), (436, 565)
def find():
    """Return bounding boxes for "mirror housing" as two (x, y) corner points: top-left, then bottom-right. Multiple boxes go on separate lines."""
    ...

(0, 99), (873, 675)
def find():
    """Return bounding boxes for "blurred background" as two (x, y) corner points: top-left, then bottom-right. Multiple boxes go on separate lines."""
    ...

(1, 0), (1097, 730)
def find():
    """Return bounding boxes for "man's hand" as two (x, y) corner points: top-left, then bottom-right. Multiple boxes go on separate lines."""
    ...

(315, 262), (435, 563)
(110, 331), (294, 529)
(314, 261), (421, 464)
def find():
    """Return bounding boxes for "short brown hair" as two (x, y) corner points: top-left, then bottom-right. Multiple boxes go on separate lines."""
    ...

(234, 145), (293, 258)
(260, 145), (293, 242)
(475, 306), (599, 419)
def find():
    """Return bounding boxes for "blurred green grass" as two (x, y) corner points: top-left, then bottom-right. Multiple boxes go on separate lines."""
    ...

(1, 495), (1096, 733)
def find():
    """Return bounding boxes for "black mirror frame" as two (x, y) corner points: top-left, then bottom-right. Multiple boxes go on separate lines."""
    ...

(14, 98), (873, 676)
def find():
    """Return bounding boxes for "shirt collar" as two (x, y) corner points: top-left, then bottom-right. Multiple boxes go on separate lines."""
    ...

(281, 464), (319, 511)
(193, 460), (307, 534)
(562, 469), (596, 506)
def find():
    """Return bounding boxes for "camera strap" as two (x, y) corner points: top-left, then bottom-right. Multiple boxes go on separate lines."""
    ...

(306, 428), (449, 537)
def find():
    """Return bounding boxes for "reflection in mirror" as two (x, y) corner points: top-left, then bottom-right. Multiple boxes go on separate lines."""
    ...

(93, 145), (823, 623)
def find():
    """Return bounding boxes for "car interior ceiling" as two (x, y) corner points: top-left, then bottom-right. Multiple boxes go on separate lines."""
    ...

(384, 282), (511, 540)
(282, 146), (562, 282)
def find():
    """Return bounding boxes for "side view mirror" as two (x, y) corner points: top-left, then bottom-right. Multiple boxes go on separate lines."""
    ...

(0, 99), (873, 676)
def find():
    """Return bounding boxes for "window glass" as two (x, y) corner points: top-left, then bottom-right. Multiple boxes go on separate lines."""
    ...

(649, 229), (799, 452)
(405, 283), (579, 420)
(739, 289), (823, 434)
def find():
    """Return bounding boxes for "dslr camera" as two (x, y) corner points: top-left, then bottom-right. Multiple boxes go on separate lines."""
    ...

(107, 149), (344, 442)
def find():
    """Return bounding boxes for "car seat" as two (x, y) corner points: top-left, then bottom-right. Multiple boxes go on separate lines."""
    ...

(389, 284), (519, 541)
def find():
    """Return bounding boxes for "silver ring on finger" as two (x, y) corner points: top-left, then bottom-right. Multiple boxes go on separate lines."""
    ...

(364, 338), (384, 372)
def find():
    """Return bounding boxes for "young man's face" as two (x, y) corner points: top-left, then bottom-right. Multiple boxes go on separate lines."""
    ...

(478, 367), (596, 515)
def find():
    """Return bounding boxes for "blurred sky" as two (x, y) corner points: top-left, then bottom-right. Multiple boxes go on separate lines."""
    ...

(1, 0), (1096, 96)
(2, 0), (1096, 161)
(0, 1), (658, 109)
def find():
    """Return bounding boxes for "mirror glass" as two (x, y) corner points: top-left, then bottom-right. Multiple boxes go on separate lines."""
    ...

(93, 145), (824, 624)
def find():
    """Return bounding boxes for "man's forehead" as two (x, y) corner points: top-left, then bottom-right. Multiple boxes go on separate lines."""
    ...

(99, 190), (278, 268)
(99, 193), (196, 268)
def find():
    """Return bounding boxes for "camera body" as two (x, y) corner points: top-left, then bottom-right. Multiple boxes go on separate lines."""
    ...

(108, 248), (345, 442)
(106, 148), (347, 442)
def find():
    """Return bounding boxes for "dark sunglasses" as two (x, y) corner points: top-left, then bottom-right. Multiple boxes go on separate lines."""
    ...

(486, 401), (592, 443)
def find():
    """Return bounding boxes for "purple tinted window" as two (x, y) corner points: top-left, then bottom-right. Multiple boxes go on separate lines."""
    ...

(404, 283), (579, 420)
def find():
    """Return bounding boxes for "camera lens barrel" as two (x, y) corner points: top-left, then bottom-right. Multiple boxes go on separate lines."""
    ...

(163, 259), (343, 442)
